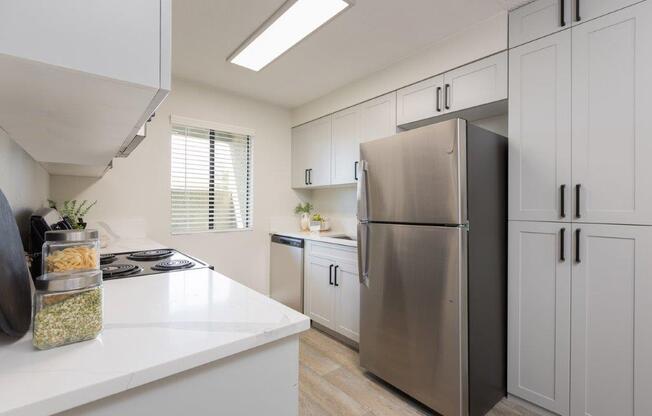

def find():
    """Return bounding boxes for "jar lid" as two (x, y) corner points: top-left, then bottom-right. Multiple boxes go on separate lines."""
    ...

(35, 270), (102, 291)
(45, 229), (98, 242)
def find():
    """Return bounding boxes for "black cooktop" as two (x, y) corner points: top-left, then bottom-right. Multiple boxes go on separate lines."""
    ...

(100, 249), (211, 280)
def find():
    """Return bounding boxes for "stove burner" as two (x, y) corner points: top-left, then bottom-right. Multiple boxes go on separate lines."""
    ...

(100, 253), (117, 265)
(152, 259), (195, 271)
(127, 249), (173, 261)
(101, 264), (143, 279)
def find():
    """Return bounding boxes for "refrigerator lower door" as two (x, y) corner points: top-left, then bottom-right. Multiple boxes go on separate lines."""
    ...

(359, 223), (468, 416)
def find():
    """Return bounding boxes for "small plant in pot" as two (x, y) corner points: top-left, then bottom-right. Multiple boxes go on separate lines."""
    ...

(294, 202), (313, 231)
(49, 199), (97, 230)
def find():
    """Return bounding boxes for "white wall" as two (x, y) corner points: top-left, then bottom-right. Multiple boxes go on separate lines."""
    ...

(50, 78), (300, 294)
(291, 13), (508, 126)
(0, 128), (50, 245)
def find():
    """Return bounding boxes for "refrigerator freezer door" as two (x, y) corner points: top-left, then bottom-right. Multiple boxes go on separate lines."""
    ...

(359, 222), (467, 416)
(359, 118), (467, 225)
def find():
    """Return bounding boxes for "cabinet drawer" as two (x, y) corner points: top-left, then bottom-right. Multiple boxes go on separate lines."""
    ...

(308, 242), (357, 264)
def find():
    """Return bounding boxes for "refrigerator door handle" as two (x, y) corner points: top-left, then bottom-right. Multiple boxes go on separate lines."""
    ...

(357, 222), (369, 286)
(357, 160), (369, 222)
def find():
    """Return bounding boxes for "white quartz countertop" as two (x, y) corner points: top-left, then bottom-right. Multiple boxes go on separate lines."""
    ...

(0, 269), (310, 416)
(271, 230), (357, 248)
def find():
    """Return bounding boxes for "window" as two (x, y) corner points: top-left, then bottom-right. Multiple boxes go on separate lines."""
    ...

(171, 118), (253, 234)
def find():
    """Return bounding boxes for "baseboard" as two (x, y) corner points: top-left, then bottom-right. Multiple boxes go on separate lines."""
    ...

(311, 321), (359, 350)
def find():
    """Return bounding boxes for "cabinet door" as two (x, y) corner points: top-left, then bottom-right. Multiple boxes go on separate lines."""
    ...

(331, 105), (361, 185)
(396, 75), (444, 126)
(0, 0), (162, 88)
(333, 262), (360, 343)
(360, 92), (397, 143)
(305, 116), (332, 187)
(508, 31), (572, 222)
(305, 256), (336, 329)
(570, 224), (652, 416)
(572, 1), (652, 225)
(509, 0), (571, 48)
(573, 0), (644, 25)
(508, 221), (570, 415)
(291, 124), (310, 188)
(443, 52), (507, 114)
(291, 116), (332, 188)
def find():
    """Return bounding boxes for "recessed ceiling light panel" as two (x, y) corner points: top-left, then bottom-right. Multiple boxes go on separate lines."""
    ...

(228, 0), (352, 71)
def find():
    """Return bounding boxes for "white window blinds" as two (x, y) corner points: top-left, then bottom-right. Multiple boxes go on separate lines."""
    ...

(171, 122), (253, 234)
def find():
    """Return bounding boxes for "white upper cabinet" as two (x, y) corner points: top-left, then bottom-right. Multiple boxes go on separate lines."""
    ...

(570, 223), (652, 416)
(291, 116), (332, 188)
(295, 92), (397, 189)
(572, 0), (644, 25)
(396, 75), (444, 126)
(509, 0), (571, 48)
(572, 1), (652, 225)
(331, 105), (362, 185)
(508, 31), (572, 222)
(442, 52), (508, 114)
(360, 92), (397, 143)
(508, 221), (570, 416)
(396, 52), (507, 127)
(0, 0), (170, 177)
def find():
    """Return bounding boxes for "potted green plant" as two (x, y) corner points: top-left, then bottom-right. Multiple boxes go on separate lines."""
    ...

(294, 202), (313, 231)
(49, 199), (97, 230)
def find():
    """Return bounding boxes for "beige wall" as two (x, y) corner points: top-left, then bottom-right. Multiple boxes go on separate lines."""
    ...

(0, 128), (50, 245)
(291, 13), (508, 126)
(50, 78), (300, 294)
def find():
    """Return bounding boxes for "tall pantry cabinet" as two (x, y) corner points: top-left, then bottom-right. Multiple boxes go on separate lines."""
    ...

(507, 1), (652, 415)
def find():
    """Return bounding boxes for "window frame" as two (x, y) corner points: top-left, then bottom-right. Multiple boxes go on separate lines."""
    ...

(170, 116), (254, 235)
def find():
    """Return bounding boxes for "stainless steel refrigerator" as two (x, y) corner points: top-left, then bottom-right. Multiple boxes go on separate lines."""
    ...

(357, 118), (507, 416)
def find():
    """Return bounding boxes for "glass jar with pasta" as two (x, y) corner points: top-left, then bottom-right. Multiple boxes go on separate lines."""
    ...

(42, 229), (100, 274)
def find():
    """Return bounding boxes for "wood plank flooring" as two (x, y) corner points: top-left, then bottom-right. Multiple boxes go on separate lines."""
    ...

(299, 328), (541, 416)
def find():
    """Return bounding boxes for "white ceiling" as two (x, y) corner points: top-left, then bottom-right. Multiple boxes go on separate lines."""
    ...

(172, 0), (531, 109)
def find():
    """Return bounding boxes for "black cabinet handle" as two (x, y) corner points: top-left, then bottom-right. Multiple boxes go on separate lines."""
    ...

(304, 169), (308, 185)
(329, 264), (334, 285)
(575, 229), (581, 263)
(308, 169), (312, 185)
(436, 86), (442, 112)
(575, 184), (581, 218)
(354, 161), (359, 181)
(444, 84), (451, 110)
(560, 228), (566, 262)
(560, 184), (566, 218)
(334, 265), (339, 287)
(575, 0), (580, 21)
(560, 0), (566, 26)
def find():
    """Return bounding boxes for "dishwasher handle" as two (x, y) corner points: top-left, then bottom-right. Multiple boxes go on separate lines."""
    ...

(271, 234), (304, 248)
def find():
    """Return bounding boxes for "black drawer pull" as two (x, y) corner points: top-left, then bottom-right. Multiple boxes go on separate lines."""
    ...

(575, 184), (581, 218)
(560, 184), (566, 218)
(560, 228), (566, 262)
(334, 265), (339, 287)
(575, 229), (581, 263)
(329, 264), (334, 285)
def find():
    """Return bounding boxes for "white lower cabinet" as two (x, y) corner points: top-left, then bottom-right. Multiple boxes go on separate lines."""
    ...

(570, 223), (652, 416)
(304, 242), (359, 343)
(508, 221), (571, 415)
(305, 256), (336, 329)
(509, 221), (652, 415)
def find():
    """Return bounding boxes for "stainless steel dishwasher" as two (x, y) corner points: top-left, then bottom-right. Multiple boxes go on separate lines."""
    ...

(270, 234), (304, 312)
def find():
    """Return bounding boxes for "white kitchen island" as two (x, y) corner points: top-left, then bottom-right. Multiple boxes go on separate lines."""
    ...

(0, 269), (310, 416)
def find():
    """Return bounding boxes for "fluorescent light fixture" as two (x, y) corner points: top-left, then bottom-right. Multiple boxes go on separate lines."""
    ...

(229, 0), (352, 71)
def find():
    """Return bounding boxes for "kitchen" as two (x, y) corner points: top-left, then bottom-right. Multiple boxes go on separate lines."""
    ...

(0, 0), (650, 415)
